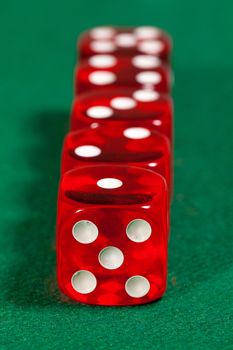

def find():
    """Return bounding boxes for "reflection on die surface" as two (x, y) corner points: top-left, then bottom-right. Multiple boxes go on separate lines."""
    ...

(78, 26), (172, 61)
(61, 125), (172, 197)
(57, 165), (169, 306)
(70, 88), (173, 142)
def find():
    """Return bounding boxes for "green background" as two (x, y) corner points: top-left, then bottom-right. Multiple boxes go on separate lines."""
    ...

(1, 0), (233, 349)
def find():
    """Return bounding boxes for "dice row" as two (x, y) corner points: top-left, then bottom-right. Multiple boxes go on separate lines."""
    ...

(57, 26), (173, 306)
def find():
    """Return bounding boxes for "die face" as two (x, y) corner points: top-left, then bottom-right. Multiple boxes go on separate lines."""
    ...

(57, 165), (168, 306)
(58, 207), (168, 306)
(59, 164), (167, 206)
(75, 55), (171, 94)
(70, 88), (173, 142)
(78, 26), (172, 61)
(61, 126), (171, 196)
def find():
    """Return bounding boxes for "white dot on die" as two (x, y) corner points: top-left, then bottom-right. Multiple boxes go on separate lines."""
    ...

(71, 270), (97, 294)
(133, 89), (160, 102)
(90, 41), (116, 53)
(72, 220), (98, 244)
(116, 33), (136, 47)
(98, 246), (124, 270)
(97, 178), (123, 189)
(132, 55), (161, 69)
(134, 26), (161, 39)
(90, 27), (116, 39)
(74, 145), (102, 158)
(110, 97), (136, 110)
(136, 71), (162, 85)
(126, 219), (152, 242)
(138, 40), (164, 54)
(86, 106), (113, 119)
(88, 55), (117, 68)
(89, 71), (117, 85)
(123, 127), (151, 140)
(125, 275), (150, 298)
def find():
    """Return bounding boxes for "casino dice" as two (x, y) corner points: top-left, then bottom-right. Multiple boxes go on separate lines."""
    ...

(57, 165), (168, 306)
(75, 55), (171, 94)
(78, 26), (172, 61)
(56, 25), (174, 306)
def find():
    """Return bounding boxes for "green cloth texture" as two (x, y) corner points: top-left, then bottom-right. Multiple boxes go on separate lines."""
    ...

(0, 0), (233, 349)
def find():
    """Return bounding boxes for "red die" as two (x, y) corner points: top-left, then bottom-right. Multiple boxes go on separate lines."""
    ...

(75, 55), (171, 94)
(70, 88), (173, 143)
(78, 26), (172, 61)
(61, 125), (172, 197)
(57, 165), (168, 306)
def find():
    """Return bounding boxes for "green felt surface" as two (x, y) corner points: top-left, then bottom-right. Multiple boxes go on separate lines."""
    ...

(1, 0), (233, 349)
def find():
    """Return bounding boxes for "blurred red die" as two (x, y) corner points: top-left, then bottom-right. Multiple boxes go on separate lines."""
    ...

(75, 54), (171, 94)
(78, 26), (172, 61)
(70, 88), (173, 143)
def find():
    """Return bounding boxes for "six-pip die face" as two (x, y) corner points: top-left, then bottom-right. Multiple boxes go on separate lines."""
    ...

(57, 165), (168, 306)
(75, 55), (171, 94)
(78, 26), (172, 61)
(70, 88), (173, 143)
(61, 125), (172, 197)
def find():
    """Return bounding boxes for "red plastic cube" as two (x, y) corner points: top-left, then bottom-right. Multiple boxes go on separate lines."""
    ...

(78, 26), (172, 61)
(75, 55), (171, 94)
(70, 88), (173, 143)
(57, 165), (168, 306)
(61, 125), (172, 197)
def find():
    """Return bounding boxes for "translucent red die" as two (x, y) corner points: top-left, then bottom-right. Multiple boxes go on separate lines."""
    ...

(78, 26), (172, 62)
(70, 88), (173, 143)
(57, 165), (169, 306)
(61, 125), (172, 197)
(75, 55), (171, 94)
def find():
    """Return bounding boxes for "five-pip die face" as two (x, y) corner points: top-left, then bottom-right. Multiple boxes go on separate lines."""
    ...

(57, 165), (169, 306)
